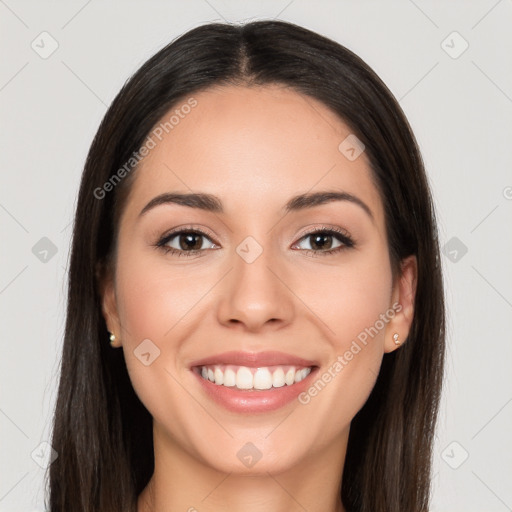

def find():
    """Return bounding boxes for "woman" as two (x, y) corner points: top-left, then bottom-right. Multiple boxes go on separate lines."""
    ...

(47, 20), (445, 512)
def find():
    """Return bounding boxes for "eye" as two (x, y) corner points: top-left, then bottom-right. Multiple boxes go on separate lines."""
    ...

(155, 225), (355, 258)
(156, 228), (217, 256)
(292, 227), (355, 256)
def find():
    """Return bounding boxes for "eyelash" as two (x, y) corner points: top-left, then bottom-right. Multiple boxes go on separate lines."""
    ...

(155, 225), (355, 258)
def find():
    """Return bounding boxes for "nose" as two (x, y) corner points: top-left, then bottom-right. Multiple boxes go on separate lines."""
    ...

(216, 242), (295, 333)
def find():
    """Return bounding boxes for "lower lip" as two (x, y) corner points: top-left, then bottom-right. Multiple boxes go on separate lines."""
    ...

(192, 368), (318, 413)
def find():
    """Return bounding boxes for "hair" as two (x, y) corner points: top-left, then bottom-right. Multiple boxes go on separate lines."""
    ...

(47, 20), (445, 512)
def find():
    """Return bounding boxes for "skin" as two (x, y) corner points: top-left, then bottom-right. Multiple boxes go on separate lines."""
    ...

(101, 85), (417, 512)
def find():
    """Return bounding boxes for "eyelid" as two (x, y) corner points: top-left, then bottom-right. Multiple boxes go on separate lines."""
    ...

(157, 224), (219, 246)
(293, 224), (353, 241)
(156, 223), (355, 256)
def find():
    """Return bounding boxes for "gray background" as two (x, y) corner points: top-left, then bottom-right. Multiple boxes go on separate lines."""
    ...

(1, 1), (511, 511)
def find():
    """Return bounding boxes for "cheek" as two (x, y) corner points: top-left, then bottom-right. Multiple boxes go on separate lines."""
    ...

(114, 248), (211, 344)
(293, 251), (393, 431)
(112, 249), (190, 385)
(112, 255), (207, 448)
(301, 248), (393, 349)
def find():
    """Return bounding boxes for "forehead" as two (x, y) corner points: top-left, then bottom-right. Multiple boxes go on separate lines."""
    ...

(122, 85), (384, 224)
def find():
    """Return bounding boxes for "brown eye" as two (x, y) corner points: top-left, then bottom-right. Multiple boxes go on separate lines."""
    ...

(158, 229), (217, 255)
(177, 233), (204, 251)
(295, 230), (349, 252)
(309, 233), (335, 250)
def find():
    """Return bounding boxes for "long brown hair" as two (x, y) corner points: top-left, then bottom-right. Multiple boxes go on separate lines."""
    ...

(47, 20), (445, 512)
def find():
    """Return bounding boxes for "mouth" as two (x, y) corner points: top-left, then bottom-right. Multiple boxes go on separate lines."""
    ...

(189, 351), (319, 413)
(193, 364), (313, 390)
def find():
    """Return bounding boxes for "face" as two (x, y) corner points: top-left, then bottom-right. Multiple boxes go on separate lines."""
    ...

(102, 85), (416, 476)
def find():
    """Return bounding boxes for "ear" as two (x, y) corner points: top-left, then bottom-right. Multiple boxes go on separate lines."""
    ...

(96, 261), (122, 348)
(384, 255), (417, 353)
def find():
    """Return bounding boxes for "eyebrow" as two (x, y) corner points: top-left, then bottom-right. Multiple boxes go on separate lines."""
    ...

(139, 190), (373, 220)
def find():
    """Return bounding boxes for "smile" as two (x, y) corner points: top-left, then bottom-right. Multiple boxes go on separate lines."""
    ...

(195, 364), (313, 390)
(189, 351), (319, 413)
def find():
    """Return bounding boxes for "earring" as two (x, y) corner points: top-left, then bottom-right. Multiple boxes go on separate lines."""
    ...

(393, 333), (400, 346)
(109, 332), (117, 347)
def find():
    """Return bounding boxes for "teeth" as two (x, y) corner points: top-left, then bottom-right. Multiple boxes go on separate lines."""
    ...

(214, 367), (224, 385)
(272, 368), (285, 388)
(224, 367), (236, 387)
(198, 364), (312, 390)
(294, 368), (310, 383)
(253, 368), (272, 390)
(236, 367), (253, 389)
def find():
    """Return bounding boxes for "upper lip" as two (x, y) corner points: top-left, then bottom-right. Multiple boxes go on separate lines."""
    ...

(190, 351), (318, 368)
